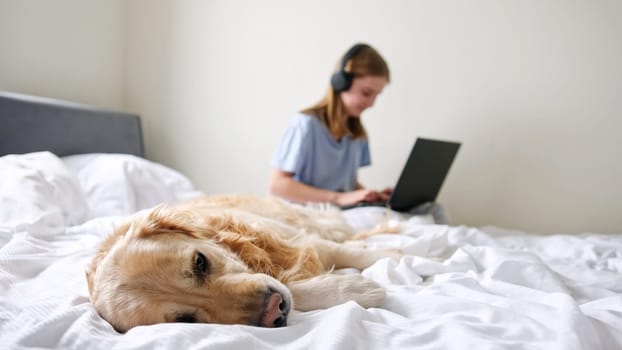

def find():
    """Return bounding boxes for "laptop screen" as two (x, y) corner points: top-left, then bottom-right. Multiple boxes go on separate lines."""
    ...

(388, 138), (461, 212)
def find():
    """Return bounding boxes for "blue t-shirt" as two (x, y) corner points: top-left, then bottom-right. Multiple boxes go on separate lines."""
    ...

(271, 113), (371, 192)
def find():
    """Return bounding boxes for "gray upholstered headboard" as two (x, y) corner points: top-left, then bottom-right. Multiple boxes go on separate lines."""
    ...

(0, 91), (145, 157)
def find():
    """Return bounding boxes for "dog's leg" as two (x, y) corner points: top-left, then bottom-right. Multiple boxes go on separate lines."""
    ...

(350, 208), (403, 240)
(288, 273), (386, 311)
(311, 239), (401, 270)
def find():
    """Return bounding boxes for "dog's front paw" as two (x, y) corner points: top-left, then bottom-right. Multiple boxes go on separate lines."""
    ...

(289, 273), (387, 311)
(335, 274), (386, 308)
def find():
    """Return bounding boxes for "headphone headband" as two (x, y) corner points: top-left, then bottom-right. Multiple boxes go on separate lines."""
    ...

(338, 43), (370, 73)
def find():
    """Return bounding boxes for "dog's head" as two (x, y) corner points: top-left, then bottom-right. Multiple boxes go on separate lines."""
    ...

(86, 206), (294, 332)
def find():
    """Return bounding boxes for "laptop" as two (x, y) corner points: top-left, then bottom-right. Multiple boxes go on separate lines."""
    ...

(342, 137), (461, 212)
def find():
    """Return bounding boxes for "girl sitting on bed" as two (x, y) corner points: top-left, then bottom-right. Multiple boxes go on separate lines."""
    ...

(268, 43), (392, 208)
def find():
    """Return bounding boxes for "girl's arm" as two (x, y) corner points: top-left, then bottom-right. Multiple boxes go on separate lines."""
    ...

(269, 169), (382, 206)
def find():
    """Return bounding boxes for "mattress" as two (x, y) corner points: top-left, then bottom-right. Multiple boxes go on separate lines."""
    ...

(1, 152), (621, 350)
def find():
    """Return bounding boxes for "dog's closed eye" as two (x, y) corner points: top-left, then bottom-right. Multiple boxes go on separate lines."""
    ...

(175, 313), (197, 323)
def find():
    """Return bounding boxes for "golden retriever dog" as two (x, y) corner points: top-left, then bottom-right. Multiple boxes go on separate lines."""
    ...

(86, 195), (401, 332)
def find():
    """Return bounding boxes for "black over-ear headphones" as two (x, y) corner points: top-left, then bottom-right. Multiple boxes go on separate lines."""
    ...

(330, 43), (371, 92)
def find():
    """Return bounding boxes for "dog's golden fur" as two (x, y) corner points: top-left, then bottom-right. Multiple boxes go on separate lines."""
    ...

(86, 195), (400, 332)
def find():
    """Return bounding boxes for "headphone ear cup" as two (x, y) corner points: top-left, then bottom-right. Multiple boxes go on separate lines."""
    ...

(331, 71), (353, 92)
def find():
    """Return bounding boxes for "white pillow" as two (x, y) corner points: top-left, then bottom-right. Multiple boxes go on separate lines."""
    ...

(0, 151), (89, 231)
(62, 153), (202, 217)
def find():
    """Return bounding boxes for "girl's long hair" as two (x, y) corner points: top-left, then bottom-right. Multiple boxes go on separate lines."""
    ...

(301, 44), (390, 140)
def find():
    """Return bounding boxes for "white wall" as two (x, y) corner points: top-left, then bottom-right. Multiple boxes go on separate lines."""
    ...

(1, 1), (620, 234)
(125, 0), (622, 234)
(0, 0), (126, 108)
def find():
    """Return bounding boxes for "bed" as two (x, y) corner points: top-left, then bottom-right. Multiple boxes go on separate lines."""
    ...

(1, 92), (621, 350)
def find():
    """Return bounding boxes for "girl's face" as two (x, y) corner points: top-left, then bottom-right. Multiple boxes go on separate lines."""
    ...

(340, 75), (388, 117)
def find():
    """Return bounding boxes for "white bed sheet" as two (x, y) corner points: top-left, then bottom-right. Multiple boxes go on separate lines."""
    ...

(1, 154), (621, 350)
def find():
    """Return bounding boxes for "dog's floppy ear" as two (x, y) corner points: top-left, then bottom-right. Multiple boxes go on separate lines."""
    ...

(203, 214), (273, 269)
(203, 215), (324, 282)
